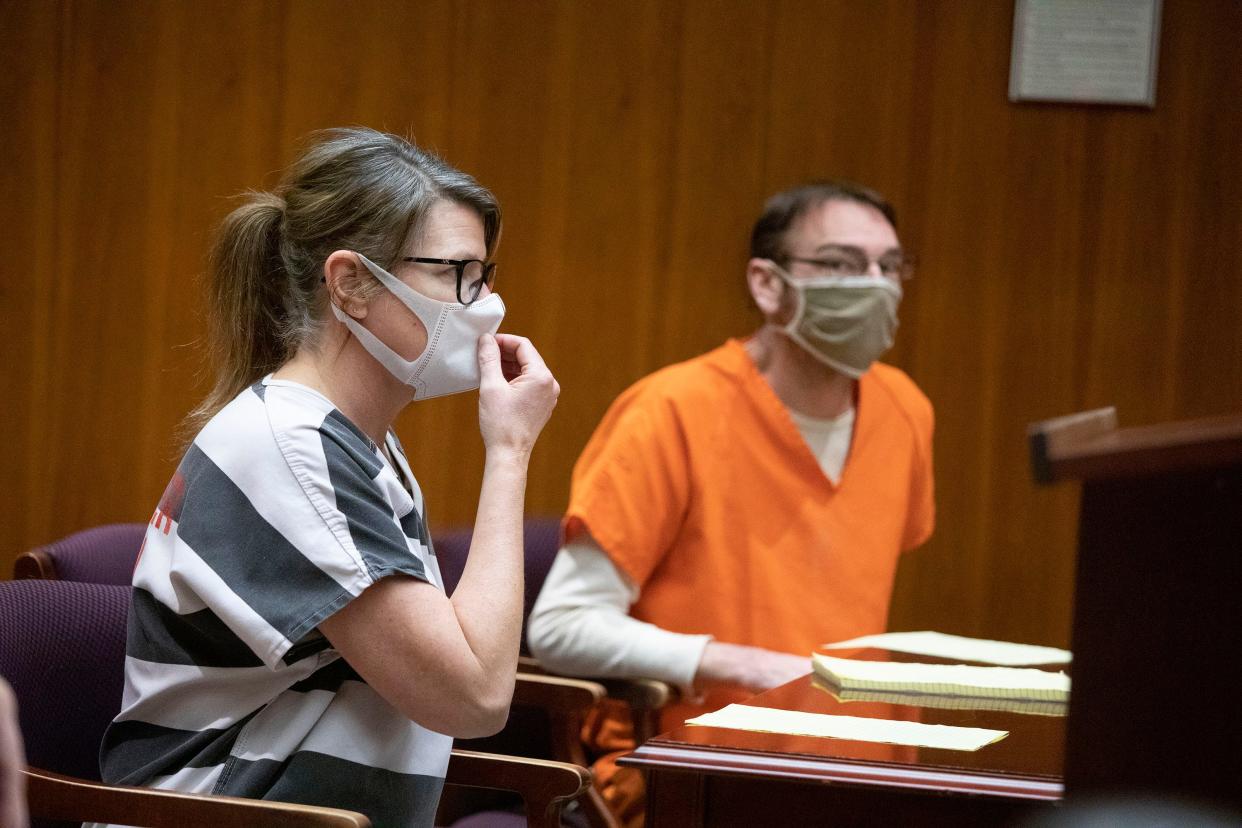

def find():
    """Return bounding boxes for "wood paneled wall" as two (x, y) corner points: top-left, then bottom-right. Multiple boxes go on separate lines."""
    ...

(3, 0), (1239, 649)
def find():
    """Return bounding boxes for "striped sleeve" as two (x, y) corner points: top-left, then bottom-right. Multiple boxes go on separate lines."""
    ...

(164, 384), (432, 668)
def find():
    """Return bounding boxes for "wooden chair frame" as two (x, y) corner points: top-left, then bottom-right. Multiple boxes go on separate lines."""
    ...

(12, 547), (57, 580)
(444, 750), (591, 828)
(26, 749), (591, 828)
(518, 656), (674, 745)
(513, 656), (680, 828)
(25, 766), (372, 827)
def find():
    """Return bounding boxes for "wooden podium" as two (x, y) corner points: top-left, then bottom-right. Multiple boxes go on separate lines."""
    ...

(1029, 409), (1242, 808)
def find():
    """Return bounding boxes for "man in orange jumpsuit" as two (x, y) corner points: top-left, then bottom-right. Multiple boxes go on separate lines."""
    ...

(529, 181), (934, 824)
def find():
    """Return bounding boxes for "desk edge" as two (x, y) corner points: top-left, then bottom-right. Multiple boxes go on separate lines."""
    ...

(619, 742), (1063, 801)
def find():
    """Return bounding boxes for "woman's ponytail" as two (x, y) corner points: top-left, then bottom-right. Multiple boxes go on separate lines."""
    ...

(184, 192), (287, 436)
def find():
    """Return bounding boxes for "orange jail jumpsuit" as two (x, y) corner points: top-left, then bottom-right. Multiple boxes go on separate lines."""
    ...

(563, 338), (935, 823)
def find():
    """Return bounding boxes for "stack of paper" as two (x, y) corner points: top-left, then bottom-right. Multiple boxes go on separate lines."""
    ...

(813, 679), (1068, 716)
(811, 653), (1070, 702)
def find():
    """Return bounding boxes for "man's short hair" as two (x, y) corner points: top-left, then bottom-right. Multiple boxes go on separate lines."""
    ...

(749, 181), (898, 262)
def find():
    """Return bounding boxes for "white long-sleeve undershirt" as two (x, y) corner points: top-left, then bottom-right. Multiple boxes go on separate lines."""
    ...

(527, 539), (711, 693)
(526, 407), (855, 691)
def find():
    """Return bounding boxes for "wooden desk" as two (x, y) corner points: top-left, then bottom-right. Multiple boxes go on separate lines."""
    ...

(621, 650), (1064, 826)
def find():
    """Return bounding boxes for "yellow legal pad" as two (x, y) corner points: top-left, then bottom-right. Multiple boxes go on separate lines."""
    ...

(813, 679), (1068, 717)
(685, 704), (1008, 751)
(811, 653), (1071, 702)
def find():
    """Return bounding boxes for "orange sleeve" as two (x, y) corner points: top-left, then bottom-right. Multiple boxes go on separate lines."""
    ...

(900, 396), (936, 552)
(563, 382), (692, 588)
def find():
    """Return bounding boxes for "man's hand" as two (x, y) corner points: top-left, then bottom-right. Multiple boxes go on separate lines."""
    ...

(695, 641), (809, 694)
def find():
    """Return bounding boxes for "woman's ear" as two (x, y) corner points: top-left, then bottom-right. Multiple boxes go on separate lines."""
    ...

(324, 250), (369, 318)
(746, 258), (785, 317)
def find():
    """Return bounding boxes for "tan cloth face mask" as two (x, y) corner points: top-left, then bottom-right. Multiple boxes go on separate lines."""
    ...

(773, 264), (902, 379)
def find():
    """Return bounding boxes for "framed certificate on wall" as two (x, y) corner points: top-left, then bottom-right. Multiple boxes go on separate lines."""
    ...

(1009, 0), (1162, 107)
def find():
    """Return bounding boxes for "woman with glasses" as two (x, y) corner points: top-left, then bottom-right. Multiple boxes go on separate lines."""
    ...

(95, 128), (559, 828)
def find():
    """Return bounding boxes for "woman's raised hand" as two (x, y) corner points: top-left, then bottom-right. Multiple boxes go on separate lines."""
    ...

(476, 333), (560, 457)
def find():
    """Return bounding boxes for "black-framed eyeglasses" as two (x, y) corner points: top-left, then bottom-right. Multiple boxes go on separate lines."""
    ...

(402, 257), (497, 306)
(783, 245), (915, 282)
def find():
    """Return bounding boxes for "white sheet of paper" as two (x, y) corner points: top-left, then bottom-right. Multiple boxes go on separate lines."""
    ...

(685, 704), (1008, 751)
(822, 631), (1071, 666)
(812, 654), (1070, 701)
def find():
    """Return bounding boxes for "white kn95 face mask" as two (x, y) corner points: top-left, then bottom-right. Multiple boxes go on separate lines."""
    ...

(331, 253), (506, 400)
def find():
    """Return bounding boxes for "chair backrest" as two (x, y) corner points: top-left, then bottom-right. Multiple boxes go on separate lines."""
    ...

(1, 548), (588, 828)
(433, 518), (611, 823)
(14, 523), (146, 585)
(433, 517), (562, 655)
(0, 579), (130, 781)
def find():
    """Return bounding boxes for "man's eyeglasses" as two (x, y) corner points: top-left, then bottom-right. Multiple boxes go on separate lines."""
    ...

(403, 257), (497, 306)
(783, 245), (914, 282)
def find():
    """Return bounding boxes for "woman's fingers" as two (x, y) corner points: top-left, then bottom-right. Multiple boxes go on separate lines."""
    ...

(493, 333), (549, 377)
(477, 333), (560, 454)
(477, 333), (506, 388)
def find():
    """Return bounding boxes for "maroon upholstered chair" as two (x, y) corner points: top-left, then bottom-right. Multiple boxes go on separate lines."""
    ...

(0, 578), (590, 828)
(0, 579), (372, 826)
(434, 519), (679, 828)
(13, 522), (146, 585)
(4, 533), (593, 827)
(433, 517), (562, 657)
(0, 579), (129, 783)
(434, 518), (672, 741)
(429, 518), (611, 827)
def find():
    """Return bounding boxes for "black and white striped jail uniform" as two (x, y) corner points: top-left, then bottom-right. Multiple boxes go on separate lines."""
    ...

(95, 377), (450, 828)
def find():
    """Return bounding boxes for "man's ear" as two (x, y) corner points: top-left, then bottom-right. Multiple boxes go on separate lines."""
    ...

(746, 258), (785, 317)
(324, 250), (369, 318)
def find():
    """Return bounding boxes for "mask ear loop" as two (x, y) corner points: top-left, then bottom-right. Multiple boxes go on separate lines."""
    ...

(326, 280), (358, 321)
(768, 261), (807, 335)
